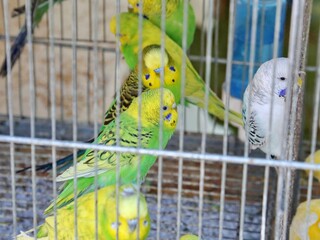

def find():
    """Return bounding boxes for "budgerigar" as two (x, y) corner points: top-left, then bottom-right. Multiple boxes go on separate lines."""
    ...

(242, 58), (303, 159)
(289, 199), (320, 240)
(17, 184), (151, 240)
(0, 0), (63, 77)
(110, 12), (243, 126)
(305, 150), (320, 182)
(128, 0), (196, 49)
(44, 88), (178, 214)
(18, 45), (179, 175)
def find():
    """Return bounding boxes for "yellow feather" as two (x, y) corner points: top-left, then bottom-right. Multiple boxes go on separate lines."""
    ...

(305, 150), (320, 182)
(290, 199), (320, 240)
(17, 184), (150, 240)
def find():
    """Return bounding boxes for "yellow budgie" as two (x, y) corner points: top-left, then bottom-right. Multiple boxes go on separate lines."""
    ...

(17, 184), (151, 240)
(290, 199), (320, 240)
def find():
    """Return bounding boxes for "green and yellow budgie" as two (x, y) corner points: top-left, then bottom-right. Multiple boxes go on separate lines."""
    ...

(1, 0), (64, 76)
(110, 12), (243, 126)
(128, 0), (196, 49)
(290, 199), (320, 240)
(17, 184), (151, 240)
(44, 88), (178, 214)
(305, 150), (320, 182)
(23, 45), (179, 174)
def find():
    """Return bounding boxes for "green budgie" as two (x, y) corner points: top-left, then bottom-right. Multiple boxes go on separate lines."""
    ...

(19, 45), (179, 174)
(44, 88), (178, 214)
(128, 0), (196, 49)
(110, 12), (243, 126)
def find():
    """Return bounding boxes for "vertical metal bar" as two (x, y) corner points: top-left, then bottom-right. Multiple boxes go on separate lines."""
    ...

(46, 10), (51, 119)
(17, 0), (23, 117)
(1, 0), (9, 120)
(260, 166), (270, 240)
(196, 0), (207, 133)
(304, 21), (320, 240)
(198, 0), (214, 239)
(135, 0), (147, 238)
(261, 0), (282, 239)
(260, 0), (282, 240)
(176, 0), (189, 238)
(219, 0), (236, 238)
(59, 2), (64, 121)
(114, 1), (121, 238)
(3, 0), (17, 238)
(86, 50), (91, 124)
(71, 0), (79, 237)
(241, 1), (252, 94)
(47, 0), (57, 238)
(274, 0), (300, 233)
(213, 0), (221, 94)
(25, 0), (39, 237)
(92, 0), (100, 239)
(278, 0), (312, 239)
(156, 0), (167, 239)
(239, 1), (258, 239)
(102, 50), (106, 121)
(103, 0), (107, 41)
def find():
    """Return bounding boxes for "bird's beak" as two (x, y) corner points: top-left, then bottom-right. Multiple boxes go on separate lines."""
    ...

(128, 4), (134, 12)
(172, 103), (177, 109)
(297, 77), (303, 88)
(128, 219), (138, 233)
(297, 71), (304, 88)
(154, 67), (164, 74)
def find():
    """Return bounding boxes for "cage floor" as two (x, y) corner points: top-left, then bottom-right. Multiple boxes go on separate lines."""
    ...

(1, 116), (320, 240)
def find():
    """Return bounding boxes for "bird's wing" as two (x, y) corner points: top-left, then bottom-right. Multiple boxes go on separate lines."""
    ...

(242, 91), (266, 149)
(56, 118), (154, 181)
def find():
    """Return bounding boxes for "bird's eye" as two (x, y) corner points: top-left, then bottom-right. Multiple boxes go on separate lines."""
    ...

(144, 220), (148, 226)
(136, 3), (139, 7)
(163, 106), (168, 111)
(279, 77), (286, 81)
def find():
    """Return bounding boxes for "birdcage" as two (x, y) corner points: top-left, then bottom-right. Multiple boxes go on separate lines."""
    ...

(0, 0), (320, 239)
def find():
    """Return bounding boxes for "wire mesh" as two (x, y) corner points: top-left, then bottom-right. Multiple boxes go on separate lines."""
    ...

(0, 0), (320, 240)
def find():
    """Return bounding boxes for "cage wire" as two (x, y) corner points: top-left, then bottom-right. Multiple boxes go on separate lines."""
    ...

(0, 0), (320, 240)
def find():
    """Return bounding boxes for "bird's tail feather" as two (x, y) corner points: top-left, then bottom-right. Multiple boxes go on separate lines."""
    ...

(16, 149), (87, 174)
(0, 25), (28, 77)
(207, 90), (243, 126)
(187, 89), (243, 126)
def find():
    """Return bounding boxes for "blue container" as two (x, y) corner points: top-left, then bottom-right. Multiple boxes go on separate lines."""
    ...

(231, 0), (287, 99)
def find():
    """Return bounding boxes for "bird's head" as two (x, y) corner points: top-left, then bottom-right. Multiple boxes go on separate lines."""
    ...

(126, 88), (178, 129)
(108, 184), (151, 239)
(141, 45), (180, 89)
(252, 58), (303, 101)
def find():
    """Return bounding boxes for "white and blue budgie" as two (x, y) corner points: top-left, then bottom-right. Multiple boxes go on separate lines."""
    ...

(242, 58), (302, 159)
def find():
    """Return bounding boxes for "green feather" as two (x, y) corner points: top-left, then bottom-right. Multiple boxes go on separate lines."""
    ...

(110, 12), (243, 126)
(45, 88), (177, 215)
